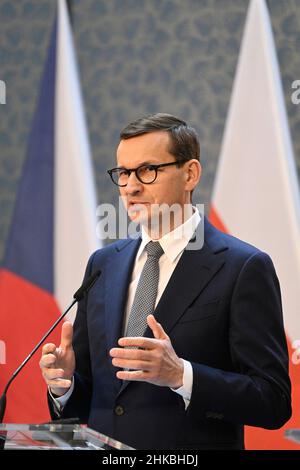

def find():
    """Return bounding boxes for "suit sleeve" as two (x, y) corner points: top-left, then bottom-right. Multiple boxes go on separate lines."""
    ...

(186, 251), (292, 429)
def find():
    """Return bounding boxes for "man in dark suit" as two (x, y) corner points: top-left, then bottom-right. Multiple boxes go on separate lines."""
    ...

(40, 113), (291, 450)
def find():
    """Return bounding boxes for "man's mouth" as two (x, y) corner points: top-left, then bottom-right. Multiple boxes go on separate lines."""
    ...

(127, 202), (150, 218)
(128, 201), (149, 209)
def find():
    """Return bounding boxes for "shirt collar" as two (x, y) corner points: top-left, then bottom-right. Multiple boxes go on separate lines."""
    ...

(137, 206), (201, 263)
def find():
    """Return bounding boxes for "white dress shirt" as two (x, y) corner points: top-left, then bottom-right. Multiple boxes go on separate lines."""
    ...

(51, 207), (200, 411)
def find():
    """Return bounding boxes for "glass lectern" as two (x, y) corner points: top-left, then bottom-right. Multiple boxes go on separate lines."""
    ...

(285, 429), (300, 446)
(0, 423), (134, 450)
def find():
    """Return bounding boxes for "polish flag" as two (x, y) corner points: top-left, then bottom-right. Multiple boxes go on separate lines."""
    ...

(209, 0), (300, 449)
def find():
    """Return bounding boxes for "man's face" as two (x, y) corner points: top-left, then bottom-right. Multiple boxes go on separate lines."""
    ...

(116, 131), (196, 230)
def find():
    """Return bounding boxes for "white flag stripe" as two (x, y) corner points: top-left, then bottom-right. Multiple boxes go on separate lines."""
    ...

(212, 0), (300, 342)
(55, 0), (100, 315)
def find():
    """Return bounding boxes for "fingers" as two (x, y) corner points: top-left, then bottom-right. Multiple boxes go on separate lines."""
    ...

(110, 345), (153, 371)
(116, 370), (146, 381)
(40, 353), (57, 369)
(42, 368), (72, 389)
(110, 343), (154, 372)
(42, 343), (56, 356)
(40, 324), (74, 391)
(48, 378), (72, 389)
(111, 358), (151, 370)
(110, 347), (151, 360)
(60, 321), (73, 349)
(40, 341), (58, 369)
(43, 368), (65, 380)
(117, 337), (157, 349)
(147, 315), (168, 340)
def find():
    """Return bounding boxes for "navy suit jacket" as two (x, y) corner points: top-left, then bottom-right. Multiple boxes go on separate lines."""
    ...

(51, 218), (291, 449)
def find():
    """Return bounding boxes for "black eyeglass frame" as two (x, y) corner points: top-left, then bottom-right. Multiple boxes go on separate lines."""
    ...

(107, 161), (182, 187)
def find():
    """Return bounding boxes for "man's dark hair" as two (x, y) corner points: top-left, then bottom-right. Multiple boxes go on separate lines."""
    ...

(120, 113), (200, 164)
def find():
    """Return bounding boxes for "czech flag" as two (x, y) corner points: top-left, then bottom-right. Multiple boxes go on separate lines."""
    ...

(0, 0), (99, 423)
(210, 0), (300, 449)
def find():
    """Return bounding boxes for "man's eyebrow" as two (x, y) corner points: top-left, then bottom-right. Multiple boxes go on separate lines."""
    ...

(116, 160), (160, 168)
(137, 161), (158, 166)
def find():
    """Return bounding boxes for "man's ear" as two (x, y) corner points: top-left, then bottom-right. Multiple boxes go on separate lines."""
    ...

(185, 160), (201, 188)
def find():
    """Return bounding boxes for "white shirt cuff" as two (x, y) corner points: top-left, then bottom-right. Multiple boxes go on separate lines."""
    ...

(171, 359), (193, 410)
(48, 377), (75, 413)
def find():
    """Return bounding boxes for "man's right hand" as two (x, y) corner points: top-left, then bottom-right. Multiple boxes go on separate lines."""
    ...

(39, 321), (75, 397)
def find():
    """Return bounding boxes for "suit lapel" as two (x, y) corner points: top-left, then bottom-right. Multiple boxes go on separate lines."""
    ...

(144, 242), (225, 338)
(141, 217), (227, 337)
(105, 237), (141, 354)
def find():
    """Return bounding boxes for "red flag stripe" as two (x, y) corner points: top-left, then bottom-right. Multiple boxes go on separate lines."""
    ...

(0, 269), (60, 423)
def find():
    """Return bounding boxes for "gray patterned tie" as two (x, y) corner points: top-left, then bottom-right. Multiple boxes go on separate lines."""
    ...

(125, 241), (164, 338)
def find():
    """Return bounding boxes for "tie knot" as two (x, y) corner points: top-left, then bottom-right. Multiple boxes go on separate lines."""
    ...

(145, 241), (164, 259)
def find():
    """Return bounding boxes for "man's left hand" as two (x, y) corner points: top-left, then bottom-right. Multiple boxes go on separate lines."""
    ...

(109, 314), (184, 389)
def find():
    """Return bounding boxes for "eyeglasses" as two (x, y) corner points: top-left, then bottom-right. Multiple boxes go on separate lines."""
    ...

(107, 161), (180, 187)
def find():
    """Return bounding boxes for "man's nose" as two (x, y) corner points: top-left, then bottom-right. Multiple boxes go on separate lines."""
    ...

(125, 171), (143, 193)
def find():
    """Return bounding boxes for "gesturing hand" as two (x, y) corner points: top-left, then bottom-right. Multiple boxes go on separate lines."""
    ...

(39, 321), (75, 397)
(110, 314), (184, 389)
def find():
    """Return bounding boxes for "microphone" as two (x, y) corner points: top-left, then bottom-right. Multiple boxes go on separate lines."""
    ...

(0, 269), (101, 423)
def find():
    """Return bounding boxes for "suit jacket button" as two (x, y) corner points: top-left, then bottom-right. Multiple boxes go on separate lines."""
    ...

(115, 405), (124, 416)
